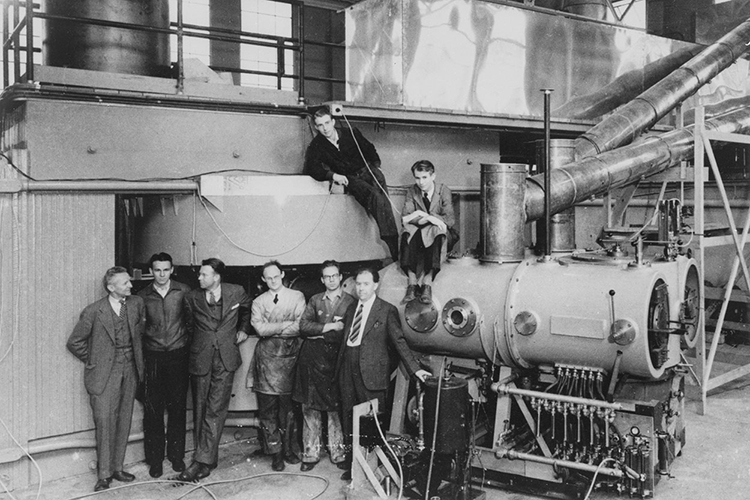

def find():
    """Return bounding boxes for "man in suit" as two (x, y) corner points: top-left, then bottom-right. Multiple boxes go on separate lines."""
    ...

(137, 252), (192, 478)
(400, 159), (456, 304)
(337, 266), (431, 480)
(305, 105), (400, 261)
(67, 266), (146, 492)
(179, 258), (251, 482)
(250, 260), (305, 471)
(293, 260), (354, 472)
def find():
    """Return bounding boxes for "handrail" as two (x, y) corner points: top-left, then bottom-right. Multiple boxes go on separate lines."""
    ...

(1, 0), (346, 100)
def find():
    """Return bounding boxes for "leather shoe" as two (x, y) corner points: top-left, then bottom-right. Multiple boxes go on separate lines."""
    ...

(401, 285), (417, 304)
(111, 470), (135, 482)
(336, 461), (349, 470)
(300, 462), (317, 472)
(419, 285), (433, 304)
(284, 453), (300, 465)
(340, 469), (352, 481)
(170, 459), (186, 472)
(149, 462), (163, 478)
(271, 453), (285, 472)
(178, 462), (211, 482)
(94, 478), (111, 491)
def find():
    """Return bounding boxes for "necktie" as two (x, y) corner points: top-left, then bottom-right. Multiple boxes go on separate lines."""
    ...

(119, 298), (127, 319)
(348, 304), (364, 344)
(208, 291), (216, 305)
(273, 294), (279, 304)
(422, 193), (430, 213)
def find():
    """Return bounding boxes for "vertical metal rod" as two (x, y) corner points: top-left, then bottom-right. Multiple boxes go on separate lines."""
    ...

(297, 1), (305, 104)
(13, 0), (19, 82)
(3, 0), (10, 88)
(177, 0), (184, 94)
(24, 0), (32, 82)
(542, 89), (553, 257)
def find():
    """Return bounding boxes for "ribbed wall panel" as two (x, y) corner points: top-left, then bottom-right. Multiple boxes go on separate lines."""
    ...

(22, 193), (115, 438)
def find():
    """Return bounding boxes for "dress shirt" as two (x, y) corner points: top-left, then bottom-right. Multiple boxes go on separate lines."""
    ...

(347, 294), (377, 347)
(108, 295), (124, 316)
(154, 281), (170, 298)
(205, 285), (222, 304)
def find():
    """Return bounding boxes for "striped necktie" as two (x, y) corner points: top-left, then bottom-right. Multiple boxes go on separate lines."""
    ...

(348, 304), (364, 344)
(119, 298), (127, 319)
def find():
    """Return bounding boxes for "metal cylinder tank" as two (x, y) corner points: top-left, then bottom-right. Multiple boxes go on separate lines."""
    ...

(480, 163), (527, 263)
(423, 376), (469, 455)
(502, 257), (674, 379)
(535, 139), (576, 253)
(44, 0), (171, 77)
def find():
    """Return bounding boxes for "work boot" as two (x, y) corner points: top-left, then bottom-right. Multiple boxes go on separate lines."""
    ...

(401, 285), (418, 304)
(420, 285), (432, 304)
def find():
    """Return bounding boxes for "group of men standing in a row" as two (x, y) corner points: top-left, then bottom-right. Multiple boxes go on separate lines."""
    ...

(67, 104), (453, 492)
(67, 255), (429, 492)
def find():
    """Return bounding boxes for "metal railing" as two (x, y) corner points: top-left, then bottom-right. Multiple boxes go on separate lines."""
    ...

(1, 0), (345, 103)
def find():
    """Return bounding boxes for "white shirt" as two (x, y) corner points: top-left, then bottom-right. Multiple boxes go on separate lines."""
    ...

(205, 285), (222, 304)
(347, 294), (377, 347)
(108, 295), (125, 316)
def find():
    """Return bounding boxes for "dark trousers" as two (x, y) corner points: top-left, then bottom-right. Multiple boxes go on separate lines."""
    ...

(339, 346), (386, 464)
(191, 349), (235, 465)
(347, 168), (398, 241)
(400, 232), (445, 276)
(90, 352), (138, 480)
(143, 346), (189, 466)
(257, 392), (301, 458)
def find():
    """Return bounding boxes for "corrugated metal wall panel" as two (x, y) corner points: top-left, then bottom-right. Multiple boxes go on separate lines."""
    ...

(24, 193), (115, 438)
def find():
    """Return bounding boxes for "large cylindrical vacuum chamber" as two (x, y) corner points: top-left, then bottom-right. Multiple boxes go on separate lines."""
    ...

(44, 0), (171, 77)
(379, 255), (695, 380)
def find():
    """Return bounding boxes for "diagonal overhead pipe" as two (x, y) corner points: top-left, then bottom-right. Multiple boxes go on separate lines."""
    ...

(525, 106), (750, 221)
(574, 17), (750, 160)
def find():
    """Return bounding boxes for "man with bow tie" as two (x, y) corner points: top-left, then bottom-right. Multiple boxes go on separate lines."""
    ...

(179, 258), (251, 482)
(67, 266), (146, 492)
(250, 260), (306, 471)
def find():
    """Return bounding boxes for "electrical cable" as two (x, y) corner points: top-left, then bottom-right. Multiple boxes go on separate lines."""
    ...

(61, 472), (330, 500)
(372, 404), (404, 500)
(583, 457), (616, 500)
(195, 182), (333, 258)
(424, 356), (447, 500)
(0, 476), (19, 500)
(0, 417), (42, 500)
(339, 110), (402, 216)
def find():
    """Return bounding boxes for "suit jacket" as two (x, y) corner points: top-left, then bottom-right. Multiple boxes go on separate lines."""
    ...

(183, 283), (251, 376)
(67, 295), (146, 396)
(402, 183), (455, 247)
(336, 296), (420, 392)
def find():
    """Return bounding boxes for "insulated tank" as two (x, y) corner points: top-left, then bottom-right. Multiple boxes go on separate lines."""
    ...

(423, 376), (469, 455)
(44, 0), (171, 77)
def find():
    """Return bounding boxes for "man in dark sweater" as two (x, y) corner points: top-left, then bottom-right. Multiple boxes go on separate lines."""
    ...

(304, 105), (399, 261)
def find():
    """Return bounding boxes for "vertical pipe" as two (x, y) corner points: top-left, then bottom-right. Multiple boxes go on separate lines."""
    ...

(177, 0), (184, 94)
(297, 1), (305, 104)
(480, 163), (527, 263)
(13, 0), (19, 82)
(542, 89), (553, 258)
(24, 0), (32, 81)
(3, 0), (9, 88)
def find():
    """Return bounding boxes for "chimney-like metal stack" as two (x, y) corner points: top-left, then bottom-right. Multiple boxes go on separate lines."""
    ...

(480, 163), (527, 263)
(44, 0), (171, 77)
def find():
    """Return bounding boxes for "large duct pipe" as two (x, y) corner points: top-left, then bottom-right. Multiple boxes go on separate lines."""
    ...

(574, 17), (750, 160)
(526, 106), (750, 221)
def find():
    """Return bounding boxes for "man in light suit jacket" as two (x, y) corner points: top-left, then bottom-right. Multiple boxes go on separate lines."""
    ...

(179, 258), (251, 482)
(336, 266), (431, 480)
(67, 266), (146, 492)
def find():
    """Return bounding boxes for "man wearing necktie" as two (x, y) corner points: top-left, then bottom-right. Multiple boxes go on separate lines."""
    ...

(179, 258), (251, 482)
(336, 266), (431, 480)
(67, 267), (146, 492)
(250, 261), (306, 471)
(399, 160), (455, 305)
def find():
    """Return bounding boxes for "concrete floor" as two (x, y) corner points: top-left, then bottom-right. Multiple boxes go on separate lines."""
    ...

(4, 371), (750, 500)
